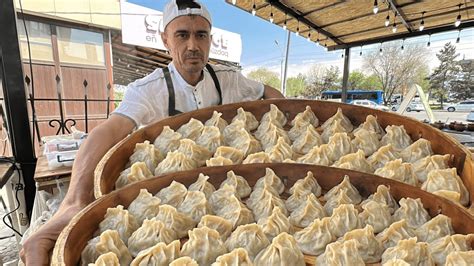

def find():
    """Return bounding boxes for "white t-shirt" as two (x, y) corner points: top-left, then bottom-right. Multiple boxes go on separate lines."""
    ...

(113, 62), (264, 127)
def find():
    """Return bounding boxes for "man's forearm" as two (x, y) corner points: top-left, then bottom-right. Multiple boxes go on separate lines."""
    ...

(263, 85), (285, 99)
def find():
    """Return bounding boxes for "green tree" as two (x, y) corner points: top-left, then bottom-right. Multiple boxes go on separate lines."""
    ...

(429, 42), (460, 107)
(360, 74), (381, 91)
(286, 73), (306, 97)
(246, 68), (281, 91)
(323, 66), (341, 91)
(449, 59), (474, 101)
(348, 71), (366, 90)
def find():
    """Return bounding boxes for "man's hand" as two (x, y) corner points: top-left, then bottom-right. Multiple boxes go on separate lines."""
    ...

(263, 85), (285, 99)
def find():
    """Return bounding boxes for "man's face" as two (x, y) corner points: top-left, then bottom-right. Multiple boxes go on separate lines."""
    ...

(162, 16), (211, 76)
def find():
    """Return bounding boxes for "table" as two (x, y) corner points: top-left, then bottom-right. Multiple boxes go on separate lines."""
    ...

(33, 156), (71, 191)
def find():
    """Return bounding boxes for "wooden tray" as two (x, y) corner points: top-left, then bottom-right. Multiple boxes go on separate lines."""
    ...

(94, 99), (474, 208)
(57, 164), (474, 265)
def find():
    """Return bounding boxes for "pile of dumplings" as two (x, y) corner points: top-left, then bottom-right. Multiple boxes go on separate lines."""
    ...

(115, 104), (469, 207)
(83, 169), (473, 265)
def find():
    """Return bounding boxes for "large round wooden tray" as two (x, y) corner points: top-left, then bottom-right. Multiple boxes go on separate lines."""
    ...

(94, 99), (474, 208)
(58, 164), (473, 265)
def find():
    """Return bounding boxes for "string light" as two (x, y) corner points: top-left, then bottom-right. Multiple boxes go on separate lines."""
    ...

(359, 46), (363, 56)
(232, 0), (236, 5)
(401, 38), (405, 51)
(385, 3), (390, 27)
(455, 4), (462, 27)
(392, 12), (397, 33)
(341, 52), (344, 58)
(269, 4), (274, 23)
(456, 30), (461, 43)
(296, 21), (300, 36)
(324, 43), (328, 52)
(427, 34), (431, 47)
(316, 32), (320, 46)
(419, 11), (425, 31)
(373, 0), (379, 14)
(307, 31), (311, 42)
(379, 43), (383, 55)
(252, 0), (256, 16)
(283, 13), (287, 30)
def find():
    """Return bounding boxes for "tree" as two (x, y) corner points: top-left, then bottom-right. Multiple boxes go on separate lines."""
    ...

(322, 66), (341, 91)
(429, 43), (461, 106)
(286, 73), (306, 97)
(449, 59), (474, 101)
(363, 44), (430, 105)
(246, 68), (281, 91)
(302, 65), (327, 98)
(348, 71), (366, 90)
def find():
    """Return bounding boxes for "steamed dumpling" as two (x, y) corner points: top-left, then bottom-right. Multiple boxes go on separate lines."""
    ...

(153, 126), (182, 154)
(209, 184), (239, 214)
(242, 151), (272, 164)
(225, 223), (270, 259)
(358, 200), (392, 233)
(169, 256), (198, 266)
(332, 150), (374, 173)
(205, 111), (228, 132)
(289, 171), (321, 196)
(260, 104), (287, 127)
(177, 191), (212, 222)
(248, 187), (287, 221)
(367, 144), (401, 169)
(341, 225), (383, 263)
(400, 138), (433, 163)
(220, 170), (252, 198)
(291, 124), (323, 154)
(98, 205), (139, 244)
(155, 181), (187, 207)
(214, 146), (245, 164)
(127, 218), (177, 257)
(231, 107), (259, 131)
(289, 194), (327, 228)
(181, 227), (227, 265)
(254, 232), (305, 266)
(253, 168), (285, 195)
(296, 144), (332, 166)
(95, 230), (132, 266)
(429, 234), (474, 265)
(374, 159), (417, 186)
(265, 137), (293, 163)
(223, 119), (248, 144)
(177, 118), (204, 141)
(212, 248), (254, 266)
(288, 115), (312, 142)
(316, 239), (364, 266)
(322, 119), (350, 143)
(228, 128), (262, 156)
(392, 198), (430, 228)
(198, 215), (233, 241)
(116, 162), (153, 189)
(421, 168), (469, 206)
(326, 132), (355, 161)
(218, 196), (255, 229)
(321, 107), (354, 132)
(445, 251), (474, 266)
(376, 219), (416, 250)
(196, 126), (224, 153)
(353, 114), (385, 139)
(381, 237), (434, 266)
(380, 125), (412, 150)
(328, 204), (361, 238)
(286, 183), (311, 212)
(154, 150), (197, 176)
(324, 189), (357, 215)
(351, 128), (380, 156)
(324, 175), (362, 204)
(294, 217), (334, 256)
(290, 106), (318, 127)
(412, 154), (450, 183)
(129, 141), (163, 172)
(89, 252), (119, 266)
(155, 204), (196, 238)
(127, 189), (161, 225)
(177, 139), (213, 167)
(256, 121), (290, 150)
(415, 214), (454, 243)
(188, 173), (216, 200)
(130, 240), (180, 266)
(82, 236), (101, 265)
(257, 206), (292, 241)
(361, 184), (399, 214)
(206, 156), (233, 166)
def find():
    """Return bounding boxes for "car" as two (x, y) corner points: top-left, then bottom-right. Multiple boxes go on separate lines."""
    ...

(445, 100), (474, 112)
(467, 110), (474, 122)
(390, 102), (425, 112)
(351, 100), (390, 111)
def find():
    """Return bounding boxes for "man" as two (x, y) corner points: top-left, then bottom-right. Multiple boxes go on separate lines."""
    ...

(20, 0), (283, 264)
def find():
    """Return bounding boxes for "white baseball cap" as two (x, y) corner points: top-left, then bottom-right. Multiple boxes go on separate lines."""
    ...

(162, 0), (212, 31)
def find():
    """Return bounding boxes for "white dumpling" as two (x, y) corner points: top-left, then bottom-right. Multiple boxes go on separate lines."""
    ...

(177, 118), (204, 141)
(130, 240), (180, 266)
(358, 200), (392, 233)
(321, 107), (354, 132)
(376, 219), (416, 250)
(177, 138), (213, 167)
(214, 146), (245, 164)
(324, 189), (357, 216)
(415, 214), (454, 243)
(291, 124), (323, 154)
(231, 107), (259, 131)
(286, 184), (313, 213)
(253, 168), (285, 195)
(218, 196), (255, 229)
(353, 114), (385, 140)
(242, 151), (272, 164)
(82, 236), (101, 265)
(367, 144), (401, 169)
(265, 136), (293, 163)
(289, 194), (327, 228)
(196, 126), (224, 153)
(115, 162), (153, 189)
(223, 119), (247, 144)
(188, 173), (216, 200)
(181, 226), (227, 265)
(257, 206), (292, 241)
(177, 191), (212, 222)
(294, 217), (334, 256)
(361, 184), (399, 214)
(291, 106), (318, 127)
(316, 239), (365, 266)
(155, 204), (196, 238)
(341, 225), (383, 264)
(209, 184), (239, 214)
(246, 183), (279, 211)
(322, 119), (350, 143)
(380, 125), (412, 150)
(198, 215), (233, 241)
(413, 154), (450, 183)
(428, 234), (473, 265)
(206, 156), (234, 167)
(228, 128), (262, 156)
(155, 181), (187, 207)
(256, 122), (290, 151)
(352, 128), (380, 156)
(381, 237), (434, 265)
(382, 258), (411, 266)
(374, 159), (417, 186)
(290, 171), (321, 196)
(127, 218), (177, 257)
(445, 250), (474, 266)
(400, 138), (433, 163)
(248, 187), (287, 221)
(288, 115), (312, 142)
(127, 189), (160, 225)
(205, 111), (228, 132)
(169, 256), (198, 266)
(260, 104), (287, 128)
(212, 248), (254, 266)
(220, 170), (252, 198)
(129, 140), (163, 172)
(95, 230), (132, 266)
(98, 205), (139, 244)
(326, 132), (355, 161)
(421, 168), (469, 206)
(392, 198), (430, 228)
(89, 252), (119, 266)
(433, 190), (462, 203)
(154, 150), (197, 176)
(332, 150), (375, 173)
(324, 175), (362, 204)
(153, 126), (182, 155)
(329, 204), (361, 238)
(296, 144), (332, 166)
(225, 223), (270, 259)
(254, 232), (305, 266)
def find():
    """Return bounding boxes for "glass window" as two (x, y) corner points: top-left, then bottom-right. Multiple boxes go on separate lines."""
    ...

(56, 26), (105, 66)
(17, 20), (53, 62)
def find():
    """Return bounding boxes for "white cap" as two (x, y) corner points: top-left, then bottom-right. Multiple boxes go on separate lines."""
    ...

(162, 0), (212, 31)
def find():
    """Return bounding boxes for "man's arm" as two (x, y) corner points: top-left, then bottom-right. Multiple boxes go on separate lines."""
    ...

(20, 114), (135, 265)
(263, 85), (285, 99)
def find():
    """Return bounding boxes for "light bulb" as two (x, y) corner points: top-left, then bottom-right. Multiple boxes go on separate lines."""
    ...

(270, 14), (274, 23)
(373, 0), (379, 14)
(401, 45), (404, 51)
(359, 51), (362, 56)
(455, 14), (461, 27)
(316, 39), (320, 46)
(385, 15), (390, 27)
(296, 30), (299, 36)
(456, 37), (460, 43)
(252, 4), (256, 16)
(379, 48), (383, 55)
(427, 41), (430, 47)
(419, 20), (424, 31)
(283, 25), (287, 30)
(307, 33), (311, 42)
(392, 23), (397, 33)
(232, 0), (236, 5)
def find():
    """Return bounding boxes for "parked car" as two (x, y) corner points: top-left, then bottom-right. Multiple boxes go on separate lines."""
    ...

(445, 100), (474, 112)
(467, 110), (474, 122)
(351, 100), (390, 111)
(391, 102), (425, 112)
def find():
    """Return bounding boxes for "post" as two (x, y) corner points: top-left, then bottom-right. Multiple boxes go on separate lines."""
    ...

(341, 47), (350, 103)
(282, 30), (291, 96)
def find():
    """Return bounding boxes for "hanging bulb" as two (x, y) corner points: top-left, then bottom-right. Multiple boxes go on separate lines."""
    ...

(270, 13), (274, 23)
(419, 11), (425, 31)
(373, 0), (379, 14)
(283, 14), (287, 30)
(392, 23), (397, 33)
(359, 51), (362, 56)
(379, 47), (383, 55)
(324, 43), (328, 52)
(385, 15), (390, 27)
(252, 3), (256, 16)
(296, 21), (300, 36)
(455, 4), (461, 27)
(401, 45), (404, 51)
(307, 32), (311, 42)
(232, 0), (236, 5)
(401, 38), (405, 52)
(341, 53), (344, 58)
(456, 30), (461, 43)
(427, 35), (431, 47)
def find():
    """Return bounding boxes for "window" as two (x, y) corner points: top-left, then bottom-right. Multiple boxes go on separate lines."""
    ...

(17, 20), (53, 62)
(56, 26), (105, 66)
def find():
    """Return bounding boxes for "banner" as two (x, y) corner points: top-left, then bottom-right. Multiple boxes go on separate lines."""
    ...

(120, 1), (242, 63)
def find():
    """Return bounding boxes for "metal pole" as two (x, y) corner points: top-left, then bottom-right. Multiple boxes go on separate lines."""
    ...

(282, 30), (291, 96)
(341, 47), (350, 103)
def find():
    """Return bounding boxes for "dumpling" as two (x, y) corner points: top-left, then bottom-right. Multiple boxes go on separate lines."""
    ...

(177, 118), (204, 141)
(127, 189), (160, 225)
(421, 168), (469, 206)
(392, 198), (430, 228)
(131, 240), (180, 266)
(257, 206), (291, 241)
(293, 217), (334, 256)
(95, 230), (132, 266)
(214, 146), (245, 164)
(381, 238), (434, 265)
(188, 173), (216, 200)
(177, 191), (212, 222)
(248, 188), (287, 221)
(82, 236), (101, 265)
(242, 152), (272, 164)
(154, 150), (197, 176)
(353, 114), (385, 140)
(198, 215), (233, 241)
(289, 194), (327, 228)
(289, 171), (321, 196)
(155, 204), (196, 238)
(220, 170), (252, 198)
(196, 126), (224, 153)
(380, 125), (412, 150)
(253, 168), (285, 195)
(341, 225), (383, 263)
(218, 196), (255, 229)
(254, 232), (305, 266)
(296, 144), (332, 166)
(428, 234), (473, 265)
(358, 200), (392, 233)
(98, 205), (139, 244)
(286, 183), (314, 213)
(260, 104), (287, 127)
(177, 138), (213, 167)
(265, 137), (293, 163)
(291, 106), (318, 127)
(415, 214), (454, 243)
(376, 219), (416, 250)
(228, 128), (262, 156)
(374, 159), (417, 186)
(205, 111), (228, 132)
(291, 124), (323, 154)
(155, 181), (187, 207)
(223, 119), (248, 144)
(209, 184), (239, 214)
(382, 259), (411, 266)
(115, 162), (153, 189)
(400, 138), (433, 163)
(231, 107), (259, 131)
(445, 250), (474, 266)
(212, 248), (254, 266)
(322, 119), (350, 143)
(225, 223), (270, 259)
(361, 185), (399, 214)
(206, 156), (233, 166)
(288, 115), (311, 142)
(367, 144), (401, 169)
(326, 132), (355, 162)
(413, 154), (450, 183)
(433, 190), (462, 203)
(328, 204), (361, 238)
(332, 150), (375, 173)
(256, 122), (290, 150)
(129, 141), (163, 172)
(153, 126), (182, 154)
(89, 252), (119, 266)
(316, 239), (365, 266)
(127, 218), (177, 257)
(321, 107), (354, 132)
(169, 257), (198, 266)
(181, 226), (227, 265)
(324, 175), (362, 204)
(324, 189), (357, 215)
(351, 128), (380, 156)
(246, 184), (279, 211)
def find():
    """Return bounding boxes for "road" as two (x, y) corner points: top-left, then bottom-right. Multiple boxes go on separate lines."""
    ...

(395, 110), (471, 123)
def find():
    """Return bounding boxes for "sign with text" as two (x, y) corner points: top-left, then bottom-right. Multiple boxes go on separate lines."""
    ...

(120, 1), (242, 63)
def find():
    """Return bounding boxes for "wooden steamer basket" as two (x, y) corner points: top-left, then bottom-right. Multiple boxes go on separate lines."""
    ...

(54, 164), (474, 265)
(94, 99), (474, 211)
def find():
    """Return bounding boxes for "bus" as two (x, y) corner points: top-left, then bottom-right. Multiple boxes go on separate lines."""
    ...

(321, 90), (384, 105)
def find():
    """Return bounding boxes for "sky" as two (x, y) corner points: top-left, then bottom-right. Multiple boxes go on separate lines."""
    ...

(129, 0), (474, 78)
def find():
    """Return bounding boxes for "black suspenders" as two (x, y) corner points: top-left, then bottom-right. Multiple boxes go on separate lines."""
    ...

(162, 64), (222, 116)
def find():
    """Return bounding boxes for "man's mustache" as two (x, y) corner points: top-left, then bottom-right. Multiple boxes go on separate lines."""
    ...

(184, 52), (203, 59)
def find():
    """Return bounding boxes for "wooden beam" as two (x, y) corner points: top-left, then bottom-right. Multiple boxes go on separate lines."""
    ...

(387, 0), (414, 32)
(301, 1), (345, 17)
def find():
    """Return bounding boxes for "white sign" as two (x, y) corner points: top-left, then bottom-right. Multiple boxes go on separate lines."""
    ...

(120, 1), (242, 63)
